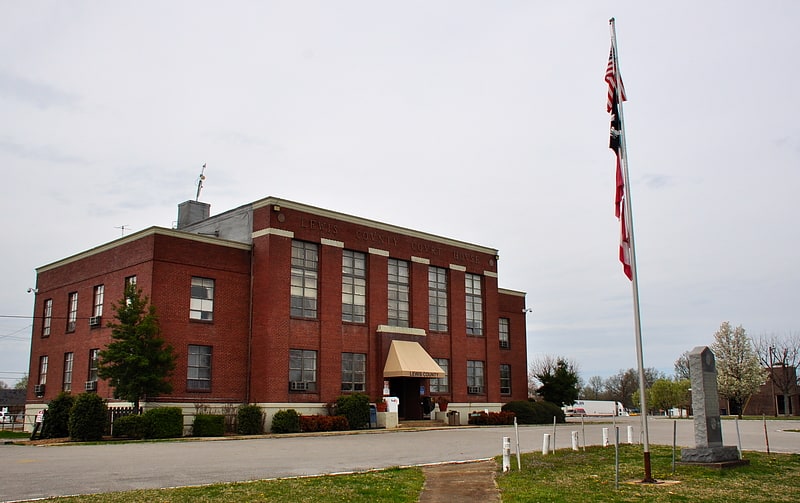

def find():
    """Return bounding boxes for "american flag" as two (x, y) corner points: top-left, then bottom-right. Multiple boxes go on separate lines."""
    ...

(606, 46), (632, 280)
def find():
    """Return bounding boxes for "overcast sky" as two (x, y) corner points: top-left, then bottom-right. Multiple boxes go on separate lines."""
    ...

(1, 2), (798, 389)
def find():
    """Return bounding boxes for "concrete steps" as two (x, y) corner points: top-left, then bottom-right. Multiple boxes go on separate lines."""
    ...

(398, 419), (447, 428)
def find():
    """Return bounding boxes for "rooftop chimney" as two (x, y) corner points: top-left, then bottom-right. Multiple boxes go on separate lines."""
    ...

(176, 200), (210, 229)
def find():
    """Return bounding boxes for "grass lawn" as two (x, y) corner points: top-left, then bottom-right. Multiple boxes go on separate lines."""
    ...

(37, 467), (424, 503)
(0, 430), (29, 439)
(496, 444), (800, 502)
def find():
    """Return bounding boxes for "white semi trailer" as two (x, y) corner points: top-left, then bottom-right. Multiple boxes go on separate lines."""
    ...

(564, 400), (626, 417)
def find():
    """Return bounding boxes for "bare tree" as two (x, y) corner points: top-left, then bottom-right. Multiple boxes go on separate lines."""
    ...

(582, 375), (606, 400)
(754, 332), (800, 416)
(674, 351), (691, 380)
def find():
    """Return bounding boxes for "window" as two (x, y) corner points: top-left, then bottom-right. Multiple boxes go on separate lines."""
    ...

(66, 292), (78, 332)
(289, 349), (317, 391)
(341, 352), (366, 392)
(342, 250), (366, 323)
(430, 358), (449, 393)
(92, 285), (104, 317)
(124, 275), (137, 304)
(190, 277), (215, 321)
(42, 299), (52, 337)
(467, 360), (485, 394)
(388, 259), (409, 327)
(88, 349), (99, 383)
(291, 241), (318, 318)
(38, 355), (48, 385)
(465, 274), (483, 335)
(500, 364), (512, 395)
(62, 352), (74, 392)
(428, 267), (448, 332)
(499, 318), (510, 349)
(187, 345), (212, 391)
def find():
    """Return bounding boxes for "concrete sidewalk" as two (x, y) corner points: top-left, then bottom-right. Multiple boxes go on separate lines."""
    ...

(419, 460), (500, 502)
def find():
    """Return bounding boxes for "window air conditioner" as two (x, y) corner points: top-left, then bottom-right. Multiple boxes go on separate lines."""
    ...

(289, 381), (309, 391)
(499, 340), (510, 349)
(85, 380), (97, 392)
(467, 386), (483, 394)
(89, 316), (102, 327)
(34, 384), (46, 396)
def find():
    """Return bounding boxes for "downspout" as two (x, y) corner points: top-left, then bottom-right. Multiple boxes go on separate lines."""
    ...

(246, 245), (254, 404)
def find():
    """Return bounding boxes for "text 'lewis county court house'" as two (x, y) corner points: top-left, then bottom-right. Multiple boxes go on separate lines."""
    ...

(25, 197), (528, 426)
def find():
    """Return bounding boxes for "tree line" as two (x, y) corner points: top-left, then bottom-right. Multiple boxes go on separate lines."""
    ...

(529, 321), (799, 418)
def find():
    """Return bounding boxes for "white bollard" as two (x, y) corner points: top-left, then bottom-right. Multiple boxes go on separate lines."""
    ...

(602, 427), (609, 447)
(627, 425), (634, 444)
(503, 437), (511, 472)
(542, 433), (551, 455)
(571, 431), (579, 451)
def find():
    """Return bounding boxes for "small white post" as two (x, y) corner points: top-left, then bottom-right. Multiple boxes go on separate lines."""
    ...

(514, 417), (521, 470)
(542, 433), (551, 455)
(602, 427), (609, 447)
(627, 425), (634, 444)
(571, 431), (579, 451)
(503, 437), (511, 472)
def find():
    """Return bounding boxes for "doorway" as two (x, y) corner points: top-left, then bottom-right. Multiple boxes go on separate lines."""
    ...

(389, 377), (423, 420)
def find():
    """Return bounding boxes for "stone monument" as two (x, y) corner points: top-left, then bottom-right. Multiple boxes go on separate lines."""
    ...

(680, 346), (744, 465)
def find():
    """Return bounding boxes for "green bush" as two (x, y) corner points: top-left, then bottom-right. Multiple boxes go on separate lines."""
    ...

(113, 414), (146, 439)
(335, 393), (370, 430)
(501, 400), (565, 424)
(143, 407), (184, 438)
(68, 393), (108, 441)
(300, 414), (349, 432)
(271, 409), (300, 433)
(237, 404), (264, 435)
(44, 392), (75, 438)
(193, 414), (225, 437)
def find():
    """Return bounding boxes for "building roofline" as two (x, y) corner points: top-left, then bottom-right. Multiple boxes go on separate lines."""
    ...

(498, 288), (527, 297)
(252, 196), (499, 255)
(36, 227), (251, 273)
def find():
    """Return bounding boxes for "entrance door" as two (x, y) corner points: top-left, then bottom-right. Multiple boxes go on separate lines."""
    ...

(389, 377), (423, 420)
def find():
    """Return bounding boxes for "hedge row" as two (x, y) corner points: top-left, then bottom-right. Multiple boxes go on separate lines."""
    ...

(300, 414), (349, 432)
(112, 407), (183, 439)
(467, 410), (516, 425)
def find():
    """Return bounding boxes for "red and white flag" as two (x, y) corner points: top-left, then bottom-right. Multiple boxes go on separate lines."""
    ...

(606, 46), (632, 280)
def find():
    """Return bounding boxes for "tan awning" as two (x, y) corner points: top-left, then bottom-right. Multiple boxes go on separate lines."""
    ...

(383, 340), (445, 378)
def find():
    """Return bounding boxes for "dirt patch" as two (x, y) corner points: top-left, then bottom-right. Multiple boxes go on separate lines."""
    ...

(419, 460), (500, 503)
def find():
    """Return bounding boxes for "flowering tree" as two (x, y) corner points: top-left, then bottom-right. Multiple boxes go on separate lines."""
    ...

(711, 322), (766, 418)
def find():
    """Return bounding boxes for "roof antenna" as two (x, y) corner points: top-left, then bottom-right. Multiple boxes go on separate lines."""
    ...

(195, 163), (207, 201)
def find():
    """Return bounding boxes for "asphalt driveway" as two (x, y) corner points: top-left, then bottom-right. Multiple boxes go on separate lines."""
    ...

(2, 416), (798, 502)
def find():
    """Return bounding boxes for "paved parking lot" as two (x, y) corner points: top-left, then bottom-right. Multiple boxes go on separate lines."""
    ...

(2, 416), (798, 502)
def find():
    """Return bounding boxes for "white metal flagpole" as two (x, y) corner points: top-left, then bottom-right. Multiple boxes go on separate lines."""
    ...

(608, 17), (654, 483)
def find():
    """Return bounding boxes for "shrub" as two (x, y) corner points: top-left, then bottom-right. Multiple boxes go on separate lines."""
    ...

(237, 404), (264, 435)
(143, 407), (184, 438)
(468, 411), (516, 425)
(68, 393), (108, 441)
(300, 414), (349, 432)
(113, 414), (146, 439)
(501, 400), (565, 424)
(193, 414), (225, 437)
(335, 393), (370, 430)
(271, 409), (300, 433)
(44, 392), (75, 438)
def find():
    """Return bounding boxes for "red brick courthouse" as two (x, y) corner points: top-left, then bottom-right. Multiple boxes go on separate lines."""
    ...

(26, 197), (528, 428)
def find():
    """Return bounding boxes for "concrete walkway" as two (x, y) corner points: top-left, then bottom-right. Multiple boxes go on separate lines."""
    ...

(419, 460), (500, 502)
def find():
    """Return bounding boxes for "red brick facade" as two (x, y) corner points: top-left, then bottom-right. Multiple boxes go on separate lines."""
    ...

(26, 197), (528, 419)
